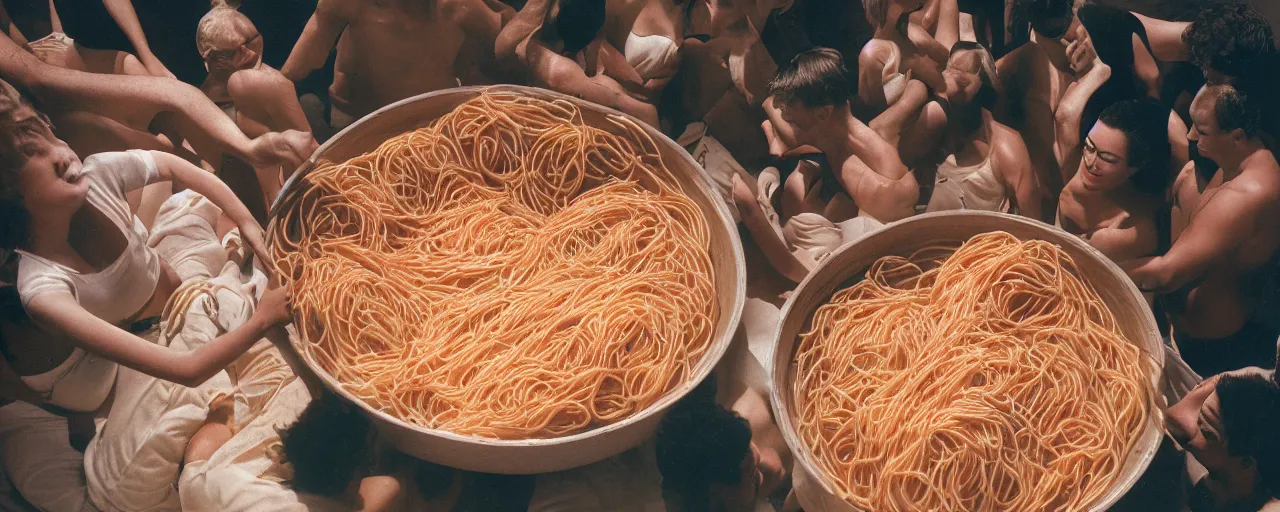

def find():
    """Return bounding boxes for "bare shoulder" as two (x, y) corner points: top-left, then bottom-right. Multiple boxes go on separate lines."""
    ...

(1171, 160), (1197, 193)
(316, 0), (359, 19)
(859, 38), (895, 65)
(227, 68), (297, 101)
(990, 122), (1031, 164)
(995, 43), (1034, 87)
(1225, 152), (1280, 202)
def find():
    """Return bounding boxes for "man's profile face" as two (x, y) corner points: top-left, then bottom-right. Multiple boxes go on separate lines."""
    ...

(1188, 90), (1231, 163)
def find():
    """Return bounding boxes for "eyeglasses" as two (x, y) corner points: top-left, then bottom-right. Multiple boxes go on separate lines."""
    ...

(202, 33), (261, 62)
(1082, 138), (1123, 167)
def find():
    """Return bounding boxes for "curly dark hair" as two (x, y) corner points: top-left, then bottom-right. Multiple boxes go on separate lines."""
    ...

(1183, 3), (1277, 83)
(1215, 373), (1280, 498)
(277, 391), (374, 497)
(1096, 99), (1172, 197)
(655, 380), (752, 511)
(552, 0), (606, 54)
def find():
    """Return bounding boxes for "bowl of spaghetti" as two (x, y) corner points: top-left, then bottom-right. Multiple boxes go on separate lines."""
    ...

(770, 211), (1164, 512)
(268, 86), (745, 474)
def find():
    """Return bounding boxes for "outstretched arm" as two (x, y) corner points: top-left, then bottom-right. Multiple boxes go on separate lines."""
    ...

(100, 0), (173, 78)
(495, 0), (552, 66)
(1123, 187), (1267, 294)
(530, 41), (659, 126)
(25, 286), (290, 388)
(282, 0), (347, 83)
(0, 34), (315, 170)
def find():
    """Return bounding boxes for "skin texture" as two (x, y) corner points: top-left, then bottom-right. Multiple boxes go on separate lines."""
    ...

(284, 0), (515, 120)
(857, 0), (952, 114)
(8, 111), (291, 390)
(1057, 122), (1162, 266)
(1124, 87), (1280, 339)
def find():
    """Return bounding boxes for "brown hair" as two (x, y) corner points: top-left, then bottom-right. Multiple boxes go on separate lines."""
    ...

(768, 47), (854, 108)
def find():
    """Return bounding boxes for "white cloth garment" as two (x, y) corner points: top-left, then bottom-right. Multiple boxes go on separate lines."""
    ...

(683, 123), (748, 222)
(624, 32), (680, 80)
(0, 402), (99, 512)
(925, 153), (1007, 213)
(17, 150), (163, 412)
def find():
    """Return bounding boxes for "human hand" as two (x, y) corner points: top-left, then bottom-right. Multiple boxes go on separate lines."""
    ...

(140, 53), (176, 80)
(237, 223), (271, 275)
(248, 130), (317, 170)
(253, 284), (293, 328)
(1065, 25), (1099, 76)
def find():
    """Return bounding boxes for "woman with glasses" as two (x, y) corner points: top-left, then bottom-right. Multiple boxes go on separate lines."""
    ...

(195, 0), (313, 224)
(1057, 98), (1172, 271)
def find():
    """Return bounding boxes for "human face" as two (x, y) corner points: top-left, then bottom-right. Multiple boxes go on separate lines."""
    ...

(1188, 391), (1242, 475)
(714, 442), (765, 511)
(942, 50), (983, 105)
(1078, 122), (1133, 192)
(203, 30), (263, 72)
(3, 107), (87, 216)
(1187, 89), (1235, 163)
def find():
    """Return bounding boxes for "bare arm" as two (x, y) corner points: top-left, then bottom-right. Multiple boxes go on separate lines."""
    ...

(1132, 12), (1190, 63)
(26, 293), (276, 388)
(1053, 62), (1111, 177)
(100, 0), (172, 78)
(994, 132), (1044, 220)
(227, 69), (313, 134)
(857, 42), (891, 112)
(845, 116), (911, 181)
(1087, 222), (1157, 264)
(1123, 186), (1267, 294)
(495, 0), (552, 66)
(282, 0), (347, 83)
(151, 151), (271, 263)
(731, 174), (811, 283)
(531, 42), (659, 127)
(906, 23), (951, 67)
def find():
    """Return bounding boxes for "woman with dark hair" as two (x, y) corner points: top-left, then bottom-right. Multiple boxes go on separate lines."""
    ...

(1058, 98), (1172, 266)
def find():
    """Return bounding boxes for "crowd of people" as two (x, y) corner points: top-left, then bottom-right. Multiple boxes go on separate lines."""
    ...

(0, 0), (1277, 510)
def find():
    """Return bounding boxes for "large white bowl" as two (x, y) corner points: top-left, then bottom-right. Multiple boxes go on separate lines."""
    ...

(269, 85), (746, 474)
(769, 211), (1165, 511)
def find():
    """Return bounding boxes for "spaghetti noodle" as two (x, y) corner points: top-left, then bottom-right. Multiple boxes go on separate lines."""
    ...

(270, 92), (718, 439)
(793, 232), (1152, 511)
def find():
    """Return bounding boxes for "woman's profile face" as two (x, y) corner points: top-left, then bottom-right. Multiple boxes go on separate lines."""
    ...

(3, 107), (87, 217)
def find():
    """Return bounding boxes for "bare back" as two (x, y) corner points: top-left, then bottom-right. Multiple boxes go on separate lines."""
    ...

(331, 0), (501, 117)
(997, 42), (1073, 196)
(1168, 154), (1280, 338)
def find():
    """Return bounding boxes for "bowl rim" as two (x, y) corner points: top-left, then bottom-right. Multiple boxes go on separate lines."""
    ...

(767, 210), (1166, 510)
(268, 84), (747, 448)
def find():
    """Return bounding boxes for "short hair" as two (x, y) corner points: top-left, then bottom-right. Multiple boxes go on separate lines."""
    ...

(768, 47), (853, 108)
(655, 392), (752, 509)
(1200, 83), (1262, 139)
(1011, 0), (1076, 38)
(863, 0), (890, 29)
(0, 79), (34, 252)
(553, 0), (606, 54)
(1096, 99), (1172, 196)
(1215, 373), (1280, 497)
(950, 41), (999, 107)
(277, 391), (374, 497)
(196, 1), (257, 71)
(1183, 3), (1277, 82)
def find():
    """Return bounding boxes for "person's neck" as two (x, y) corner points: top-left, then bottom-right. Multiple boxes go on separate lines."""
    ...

(1216, 140), (1267, 180)
(808, 107), (860, 164)
(945, 103), (987, 147)
(25, 213), (74, 259)
(1032, 31), (1072, 73)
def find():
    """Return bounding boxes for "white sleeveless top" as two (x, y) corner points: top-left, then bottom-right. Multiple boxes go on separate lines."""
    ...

(16, 150), (162, 411)
(926, 153), (1007, 213)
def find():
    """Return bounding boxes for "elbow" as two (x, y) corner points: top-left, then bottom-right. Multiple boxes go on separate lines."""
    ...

(170, 356), (217, 388)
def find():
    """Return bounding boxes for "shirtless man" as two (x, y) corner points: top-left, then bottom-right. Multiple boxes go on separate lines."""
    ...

(996, 0), (1184, 214)
(496, 0), (659, 126)
(1125, 84), (1280, 378)
(283, 0), (514, 131)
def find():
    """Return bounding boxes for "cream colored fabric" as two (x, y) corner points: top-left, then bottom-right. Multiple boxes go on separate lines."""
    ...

(624, 32), (680, 80)
(925, 153), (1007, 213)
(0, 402), (99, 512)
(528, 442), (664, 512)
(148, 189), (230, 283)
(686, 127), (747, 222)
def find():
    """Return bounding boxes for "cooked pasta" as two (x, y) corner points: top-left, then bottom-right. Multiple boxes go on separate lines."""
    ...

(270, 92), (718, 439)
(793, 232), (1152, 511)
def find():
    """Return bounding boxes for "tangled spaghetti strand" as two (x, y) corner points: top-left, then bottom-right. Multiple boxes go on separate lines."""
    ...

(271, 92), (718, 439)
(794, 232), (1153, 511)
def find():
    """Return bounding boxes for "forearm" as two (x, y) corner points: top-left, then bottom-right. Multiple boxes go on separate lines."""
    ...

(181, 316), (270, 386)
(848, 120), (910, 180)
(1054, 65), (1111, 165)
(101, 0), (157, 60)
(496, 0), (551, 62)
(0, 358), (42, 405)
(153, 151), (258, 228)
(1124, 256), (1188, 294)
